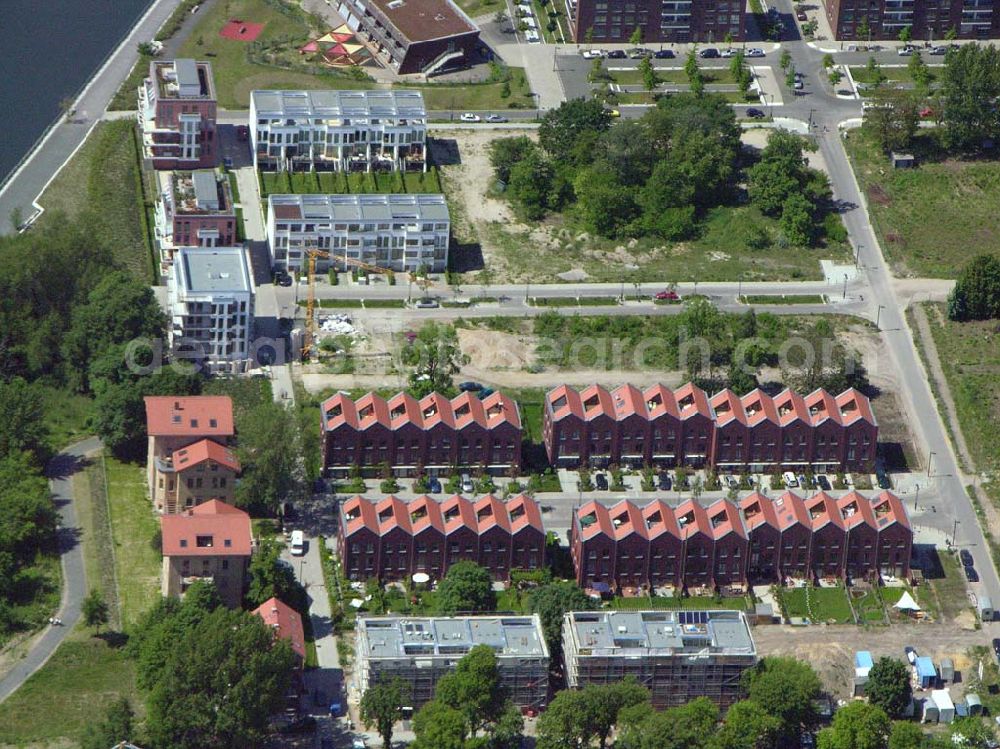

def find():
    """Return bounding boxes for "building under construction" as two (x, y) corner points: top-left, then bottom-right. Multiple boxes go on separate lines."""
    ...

(354, 615), (549, 710)
(562, 609), (757, 709)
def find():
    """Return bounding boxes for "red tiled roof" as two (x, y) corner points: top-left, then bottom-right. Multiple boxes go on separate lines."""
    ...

(577, 500), (613, 541)
(707, 499), (747, 540)
(675, 383), (713, 421)
(160, 500), (252, 557)
(773, 491), (811, 532)
(145, 396), (234, 437)
(743, 389), (779, 428)
(608, 499), (649, 541)
(837, 490), (878, 531)
(872, 490), (910, 531)
(805, 491), (846, 532)
(676, 498), (712, 540)
(739, 491), (779, 532)
(774, 389), (810, 426)
(342, 494), (543, 539)
(836, 388), (878, 427)
(322, 390), (520, 432)
(253, 597), (306, 661)
(711, 389), (747, 427)
(172, 438), (240, 472)
(643, 384), (680, 420)
(641, 499), (681, 540)
(611, 384), (646, 420)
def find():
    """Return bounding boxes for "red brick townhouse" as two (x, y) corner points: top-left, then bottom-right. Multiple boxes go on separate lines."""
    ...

(338, 493), (544, 582)
(543, 383), (877, 473)
(138, 59), (217, 170)
(321, 391), (521, 477)
(570, 490), (911, 593)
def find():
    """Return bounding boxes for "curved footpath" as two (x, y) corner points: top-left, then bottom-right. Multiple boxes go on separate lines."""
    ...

(0, 0), (182, 235)
(0, 437), (101, 704)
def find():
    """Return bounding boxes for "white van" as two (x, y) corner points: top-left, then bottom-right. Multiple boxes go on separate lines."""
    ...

(290, 530), (305, 556)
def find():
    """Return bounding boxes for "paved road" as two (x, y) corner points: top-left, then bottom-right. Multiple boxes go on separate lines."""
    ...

(0, 0), (182, 235)
(0, 436), (101, 704)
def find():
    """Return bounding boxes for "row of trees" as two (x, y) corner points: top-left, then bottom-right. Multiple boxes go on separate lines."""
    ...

(948, 253), (1000, 321)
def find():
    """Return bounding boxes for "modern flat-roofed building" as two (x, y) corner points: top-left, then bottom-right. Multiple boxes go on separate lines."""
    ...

(563, 609), (756, 709)
(569, 0), (745, 43)
(355, 615), (549, 709)
(543, 383), (878, 473)
(824, 0), (1000, 40)
(250, 89), (426, 172)
(168, 248), (255, 374)
(155, 170), (236, 270)
(138, 59), (217, 169)
(337, 0), (481, 74)
(160, 500), (253, 608)
(339, 493), (545, 582)
(266, 193), (449, 273)
(321, 390), (522, 476)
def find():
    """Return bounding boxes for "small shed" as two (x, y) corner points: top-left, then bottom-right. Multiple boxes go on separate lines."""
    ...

(890, 152), (915, 169)
(931, 689), (955, 724)
(855, 651), (874, 680)
(922, 699), (939, 723)
(966, 693), (983, 717)
(754, 602), (778, 624)
(914, 657), (937, 689)
(852, 675), (867, 698)
(940, 658), (954, 683)
(978, 595), (994, 621)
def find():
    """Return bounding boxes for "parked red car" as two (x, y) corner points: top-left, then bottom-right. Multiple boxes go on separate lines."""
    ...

(655, 290), (680, 301)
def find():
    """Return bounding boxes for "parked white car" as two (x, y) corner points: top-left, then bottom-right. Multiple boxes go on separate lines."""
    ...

(460, 113), (481, 122)
(746, 47), (766, 57)
(582, 49), (605, 59)
(783, 471), (799, 488)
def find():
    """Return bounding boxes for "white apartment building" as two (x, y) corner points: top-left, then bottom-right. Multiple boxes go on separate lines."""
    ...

(249, 89), (427, 173)
(267, 193), (450, 273)
(168, 248), (255, 374)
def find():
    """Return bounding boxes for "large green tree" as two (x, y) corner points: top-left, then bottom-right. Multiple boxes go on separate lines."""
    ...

(507, 149), (555, 220)
(437, 561), (495, 615)
(412, 699), (467, 749)
(489, 136), (539, 183)
(888, 721), (924, 749)
(245, 538), (307, 611)
(538, 98), (612, 165)
(818, 702), (890, 749)
(62, 270), (166, 393)
(528, 581), (592, 658)
(234, 401), (301, 516)
(711, 699), (782, 749)
(941, 44), (1000, 151)
(615, 693), (718, 749)
(360, 677), (409, 749)
(866, 657), (912, 718)
(948, 253), (1000, 321)
(0, 378), (47, 463)
(145, 607), (297, 749)
(743, 656), (822, 745)
(864, 88), (921, 153)
(573, 167), (640, 238)
(82, 588), (110, 633)
(401, 322), (469, 399)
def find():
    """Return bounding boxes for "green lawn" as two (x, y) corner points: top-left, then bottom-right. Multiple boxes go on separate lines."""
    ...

(0, 628), (140, 746)
(480, 202), (853, 283)
(260, 167), (443, 197)
(610, 595), (750, 611)
(918, 303), (1000, 472)
(104, 457), (162, 630)
(850, 587), (886, 624)
(74, 458), (121, 630)
(530, 296), (620, 307)
(454, 0), (504, 15)
(40, 385), (95, 453)
(0, 554), (61, 649)
(844, 129), (1000, 278)
(741, 294), (826, 305)
(175, 0), (534, 110)
(927, 551), (973, 622)
(609, 67), (740, 86)
(780, 586), (854, 624)
(849, 65), (941, 86)
(35, 120), (151, 281)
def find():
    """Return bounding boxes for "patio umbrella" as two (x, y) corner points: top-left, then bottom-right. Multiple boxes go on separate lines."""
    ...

(299, 41), (319, 53)
(893, 591), (921, 611)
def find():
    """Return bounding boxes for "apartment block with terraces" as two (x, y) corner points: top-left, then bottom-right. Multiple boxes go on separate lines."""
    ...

(570, 489), (911, 594)
(144, 395), (236, 514)
(138, 59), (217, 170)
(338, 493), (545, 582)
(321, 390), (521, 477)
(543, 383), (878, 473)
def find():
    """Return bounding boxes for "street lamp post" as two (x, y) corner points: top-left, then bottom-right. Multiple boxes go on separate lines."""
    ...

(876, 304), (885, 330)
(952, 519), (960, 546)
(927, 450), (936, 478)
(842, 273), (848, 300)
(914, 483), (920, 510)
(855, 243), (862, 268)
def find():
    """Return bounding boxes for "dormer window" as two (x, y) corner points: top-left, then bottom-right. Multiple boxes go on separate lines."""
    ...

(679, 395), (694, 410)
(648, 394), (663, 410)
(477, 506), (493, 522)
(328, 404), (343, 418)
(580, 511), (597, 528)
(552, 395), (567, 410)
(509, 504), (525, 521)
(584, 394), (599, 411)
(359, 404), (374, 420)
(455, 404), (470, 418)
(378, 507), (393, 523)
(645, 510), (661, 529)
(444, 505), (460, 522)
(612, 511), (627, 528)
(390, 406), (406, 420)
(196, 535), (213, 548)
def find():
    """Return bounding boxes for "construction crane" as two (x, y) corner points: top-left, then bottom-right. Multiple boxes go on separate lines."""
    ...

(300, 249), (436, 357)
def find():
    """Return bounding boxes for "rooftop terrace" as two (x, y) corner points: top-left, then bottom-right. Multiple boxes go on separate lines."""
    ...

(359, 615), (548, 660)
(566, 609), (755, 657)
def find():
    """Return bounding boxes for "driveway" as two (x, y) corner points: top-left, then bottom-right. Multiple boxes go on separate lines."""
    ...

(0, 436), (101, 703)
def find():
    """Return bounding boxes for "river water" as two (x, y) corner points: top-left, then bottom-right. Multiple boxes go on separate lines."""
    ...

(0, 0), (153, 182)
